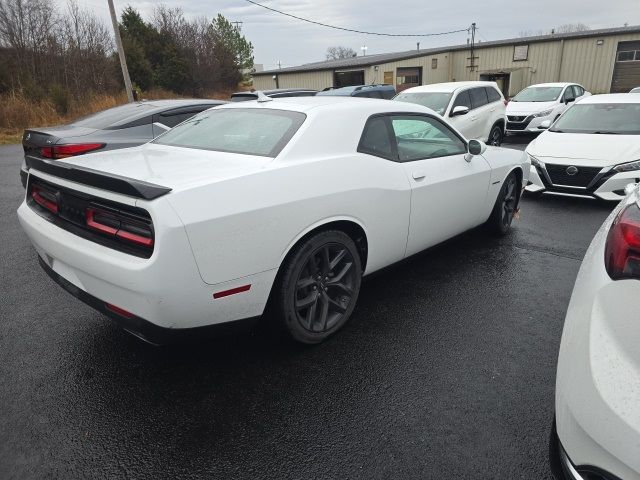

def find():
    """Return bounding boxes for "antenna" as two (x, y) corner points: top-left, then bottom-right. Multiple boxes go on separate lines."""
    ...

(255, 91), (273, 103)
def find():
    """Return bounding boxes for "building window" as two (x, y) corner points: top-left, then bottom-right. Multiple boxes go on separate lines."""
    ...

(431, 58), (438, 69)
(513, 44), (528, 61)
(617, 50), (638, 62)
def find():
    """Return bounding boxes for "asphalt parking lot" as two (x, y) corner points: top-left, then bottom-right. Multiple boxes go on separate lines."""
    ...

(0, 140), (615, 479)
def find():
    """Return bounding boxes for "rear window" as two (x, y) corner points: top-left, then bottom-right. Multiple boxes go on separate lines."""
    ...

(72, 103), (156, 129)
(153, 108), (306, 157)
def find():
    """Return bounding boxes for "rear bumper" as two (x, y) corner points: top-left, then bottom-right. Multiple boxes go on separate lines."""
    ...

(38, 255), (258, 344)
(18, 196), (276, 333)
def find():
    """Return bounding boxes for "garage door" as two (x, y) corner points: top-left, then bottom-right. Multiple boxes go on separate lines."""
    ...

(611, 40), (640, 93)
(334, 70), (365, 88)
(396, 67), (422, 92)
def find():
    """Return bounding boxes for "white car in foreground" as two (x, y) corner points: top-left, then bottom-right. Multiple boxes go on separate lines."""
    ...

(526, 94), (640, 201)
(394, 81), (507, 146)
(17, 96), (528, 345)
(506, 82), (590, 134)
(552, 182), (640, 480)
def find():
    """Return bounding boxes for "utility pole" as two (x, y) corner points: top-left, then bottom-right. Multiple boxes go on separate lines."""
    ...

(232, 21), (243, 31)
(468, 22), (478, 76)
(107, 0), (134, 103)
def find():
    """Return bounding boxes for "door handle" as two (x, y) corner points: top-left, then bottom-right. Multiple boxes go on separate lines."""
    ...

(412, 172), (426, 180)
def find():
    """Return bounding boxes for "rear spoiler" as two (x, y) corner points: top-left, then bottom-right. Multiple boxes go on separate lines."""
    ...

(25, 157), (171, 200)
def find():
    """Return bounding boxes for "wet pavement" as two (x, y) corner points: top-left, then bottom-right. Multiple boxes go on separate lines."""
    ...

(0, 142), (615, 479)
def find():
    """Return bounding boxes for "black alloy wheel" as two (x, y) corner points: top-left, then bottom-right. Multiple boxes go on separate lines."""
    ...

(489, 125), (503, 146)
(274, 230), (362, 343)
(501, 175), (518, 228)
(487, 172), (519, 235)
(294, 243), (358, 333)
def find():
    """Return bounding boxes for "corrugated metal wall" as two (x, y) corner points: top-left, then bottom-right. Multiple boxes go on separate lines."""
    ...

(253, 33), (640, 94)
(253, 70), (333, 90)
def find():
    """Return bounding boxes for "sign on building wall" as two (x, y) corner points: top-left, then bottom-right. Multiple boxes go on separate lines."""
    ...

(384, 71), (393, 84)
(513, 45), (529, 61)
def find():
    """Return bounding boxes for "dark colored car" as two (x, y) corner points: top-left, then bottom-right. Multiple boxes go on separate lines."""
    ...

(20, 99), (226, 187)
(316, 84), (396, 99)
(230, 88), (318, 101)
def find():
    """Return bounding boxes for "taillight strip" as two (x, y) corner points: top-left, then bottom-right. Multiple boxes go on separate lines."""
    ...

(31, 185), (58, 213)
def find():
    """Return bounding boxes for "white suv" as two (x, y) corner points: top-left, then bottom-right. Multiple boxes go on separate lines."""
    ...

(393, 81), (507, 145)
(506, 82), (590, 134)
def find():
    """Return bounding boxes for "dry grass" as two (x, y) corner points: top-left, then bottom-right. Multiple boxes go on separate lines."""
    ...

(0, 86), (239, 144)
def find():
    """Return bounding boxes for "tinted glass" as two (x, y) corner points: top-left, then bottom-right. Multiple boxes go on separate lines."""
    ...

(573, 85), (584, 97)
(485, 87), (502, 103)
(157, 111), (199, 128)
(390, 116), (466, 162)
(563, 87), (576, 102)
(451, 91), (472, 111)
(394, 92), (452, 116)
(469, 88), (489, 109)
(316, 86), (359, 96)
(550, 103), (640, 134)
(512, 86), (563, 102)
(72, 103), (156, 128)
(358, 117), (393, 159)
(154, 108), (306, 157)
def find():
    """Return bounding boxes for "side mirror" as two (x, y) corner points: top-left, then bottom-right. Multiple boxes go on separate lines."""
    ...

(465, 139), (487, 161)
(538, 120), (551, 130)
(564, 97), (575, 105)
(451, 105), (469, 117)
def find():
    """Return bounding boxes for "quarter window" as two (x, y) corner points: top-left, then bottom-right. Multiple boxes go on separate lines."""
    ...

(390, 115), (466, 162)
(469, 88), (489, 109)
(485, 87), (502, 103)
(358, 117), (394, 159)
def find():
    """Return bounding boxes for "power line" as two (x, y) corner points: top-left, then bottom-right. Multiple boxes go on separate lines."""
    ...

(242, 0), (470, 37)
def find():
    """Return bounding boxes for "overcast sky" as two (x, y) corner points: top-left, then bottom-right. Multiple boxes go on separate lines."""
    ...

(81, 0), (639, 70)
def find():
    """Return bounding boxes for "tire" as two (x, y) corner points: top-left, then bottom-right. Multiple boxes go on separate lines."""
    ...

(488, 124), (503, 146)
(273, 230), (362, 344)
(487, 172), (519, 235)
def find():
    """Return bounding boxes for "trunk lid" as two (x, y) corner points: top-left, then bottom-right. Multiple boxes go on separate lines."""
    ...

(23, 126), (99, 158)
(56, 143), (274, 192)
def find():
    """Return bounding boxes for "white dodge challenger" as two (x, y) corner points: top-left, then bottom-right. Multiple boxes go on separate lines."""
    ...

(17, 96), (529, 344)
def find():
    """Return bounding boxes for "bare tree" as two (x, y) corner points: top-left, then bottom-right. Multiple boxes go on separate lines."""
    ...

(326, 46), (357, 60)
(520, 23), (590, 37)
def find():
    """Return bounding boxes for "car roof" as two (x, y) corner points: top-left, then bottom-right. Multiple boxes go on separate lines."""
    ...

(401, 81), (498, 93)
(70, 99), (225, 128)
(524, 82), (575, 88)
(318, 84), (394, 95)
(577, 93), (640, 104)
(218, 95), (432, 114)
(139, 99), (224, 107)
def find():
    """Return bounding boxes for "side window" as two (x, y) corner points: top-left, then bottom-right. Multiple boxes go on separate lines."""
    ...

(451, 90), (471, 113)
(368, 90), (383, 99)
(469, 87), (489, 109)
(563, 87), (576, 102)
(485, 87), (502, 103)
(573, 85), (584, 97)
(353, 91), (370, 98)
(357, 116), (394, 159)
(390, 115), (466, 162)
(155, 108), (206, 129)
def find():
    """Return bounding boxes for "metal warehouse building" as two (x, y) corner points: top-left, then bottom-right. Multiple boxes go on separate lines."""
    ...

(253, 26), (640, 96)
